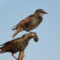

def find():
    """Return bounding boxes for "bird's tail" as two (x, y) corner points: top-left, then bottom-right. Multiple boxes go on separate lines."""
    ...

(12, 27), (23, 37)
(0, 44), (5, 54)
(12, 25), (18, 31)
(0, 44), (4, 49)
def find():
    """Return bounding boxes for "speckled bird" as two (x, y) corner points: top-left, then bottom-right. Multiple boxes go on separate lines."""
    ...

(0, 32), (38, 60)
(12, 9), (47, 37)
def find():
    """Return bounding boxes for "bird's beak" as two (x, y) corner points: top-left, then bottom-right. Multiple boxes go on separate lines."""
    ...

(43, 12), (48, 14)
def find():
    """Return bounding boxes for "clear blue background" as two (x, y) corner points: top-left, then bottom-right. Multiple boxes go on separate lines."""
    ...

(0, 0), (60, 60)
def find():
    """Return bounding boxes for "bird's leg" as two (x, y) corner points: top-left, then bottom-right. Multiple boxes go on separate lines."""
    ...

(17, 51), (24, 60)
(11, 53), (17, 60)
(12, 27), (23, 38)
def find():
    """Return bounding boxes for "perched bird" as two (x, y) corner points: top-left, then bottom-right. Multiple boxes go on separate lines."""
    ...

(12, 9), (47, 37)
(0, 32), (38, 60)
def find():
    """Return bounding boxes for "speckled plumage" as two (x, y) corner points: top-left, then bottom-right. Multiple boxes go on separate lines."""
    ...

(12, 9), (47, 37)
(0, 32), (38, 54)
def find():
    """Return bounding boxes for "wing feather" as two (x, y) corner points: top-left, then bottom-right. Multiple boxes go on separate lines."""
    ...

(12, 14), (35, 30)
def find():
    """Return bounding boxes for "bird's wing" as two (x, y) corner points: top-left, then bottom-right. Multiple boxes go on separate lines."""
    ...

(1, 40), (14, 46)
(0, 38), (20, 49)
(12, 14), (35, 30)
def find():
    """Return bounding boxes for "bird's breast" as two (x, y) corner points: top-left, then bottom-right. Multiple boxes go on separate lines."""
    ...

(31, 16), (42, 29)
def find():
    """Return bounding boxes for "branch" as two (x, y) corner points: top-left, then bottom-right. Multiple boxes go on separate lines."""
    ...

(17, 51), (24, 60)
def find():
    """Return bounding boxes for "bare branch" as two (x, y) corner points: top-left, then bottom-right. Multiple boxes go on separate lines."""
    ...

(17, 51), (24, 60)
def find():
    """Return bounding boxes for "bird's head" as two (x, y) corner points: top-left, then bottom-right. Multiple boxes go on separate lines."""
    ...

(29, 32), (39, 42)
(35, 9), (47, 17)
(22, 32), (38, 42)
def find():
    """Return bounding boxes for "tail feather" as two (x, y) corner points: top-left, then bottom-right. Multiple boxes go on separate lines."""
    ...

(12, 25), (18, 30)
(0, 44), (4, 46)
(0, 44), (4, 49)
(0, 44), (6, 53)
(12, 27), (23, 37)
(0, 47), (3, 49)
(0, 45), (4, 53)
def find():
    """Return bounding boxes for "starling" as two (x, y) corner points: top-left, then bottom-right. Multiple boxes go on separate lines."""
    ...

(12, 9), (47, 37)
(0, 32), (38, 60)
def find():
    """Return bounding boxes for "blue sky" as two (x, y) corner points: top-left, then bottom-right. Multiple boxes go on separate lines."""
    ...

(0, 0), (60, 60)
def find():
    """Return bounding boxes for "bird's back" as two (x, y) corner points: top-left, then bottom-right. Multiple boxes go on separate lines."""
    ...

(0, 37), (29, 53)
